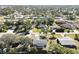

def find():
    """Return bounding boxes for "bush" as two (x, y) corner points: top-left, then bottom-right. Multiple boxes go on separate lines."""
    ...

(28, 47), (37, 54)
(56, 28), (64, 32)
(0, 34), (18, 48)
(8, 48), (18, 54)
(17, 36), (32, 46)
(67, 15), (76, 20)
(74, 34), (79, 41)
(0, 33), (33, 53)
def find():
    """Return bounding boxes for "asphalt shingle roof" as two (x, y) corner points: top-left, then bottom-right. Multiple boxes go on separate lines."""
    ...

(58, 37), (76, 46)
(33, 39), (47, 48)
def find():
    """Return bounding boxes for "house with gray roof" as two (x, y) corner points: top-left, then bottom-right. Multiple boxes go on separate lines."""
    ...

(57, 37), (76, 48)
(33, 39), (47, 48)
(60, 22), (76, 30)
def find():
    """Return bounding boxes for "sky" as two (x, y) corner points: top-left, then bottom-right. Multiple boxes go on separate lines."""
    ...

(0, 0), (79, 5)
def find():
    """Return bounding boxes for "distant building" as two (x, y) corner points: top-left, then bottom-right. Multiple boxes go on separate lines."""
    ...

(60, 22), (75, 30)
(55, 17), (63, 21)
(32, 16), (38, 20)
(12, 11), (24, 19)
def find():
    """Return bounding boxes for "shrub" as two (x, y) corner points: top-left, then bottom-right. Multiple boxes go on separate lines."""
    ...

(56, 28), (64, 32)
(17, 36), (32, 46)
(74, 34), (79, 41)
(8, 48), (18, 54)
(28, 47), (37, 54)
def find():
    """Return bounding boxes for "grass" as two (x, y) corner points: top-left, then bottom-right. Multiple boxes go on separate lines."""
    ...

(65, 34), (79, 39)
(46, 40), (57, 51)
(32, 28), (42, 33)
(54, 34), (62, 38)
(65, 34), (75, 39)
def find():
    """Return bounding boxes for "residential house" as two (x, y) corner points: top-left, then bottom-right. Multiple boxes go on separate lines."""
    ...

(60, 22), (76, 30)
(57, 37), (76, 48)
(33, 39), (47, 49)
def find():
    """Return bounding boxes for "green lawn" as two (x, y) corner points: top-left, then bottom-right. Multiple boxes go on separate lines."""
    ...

(65, 34), (75, 39)
(65, 34), (79, 39)
(53, 34), (79, 39)
(54, 34), (62, 38)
